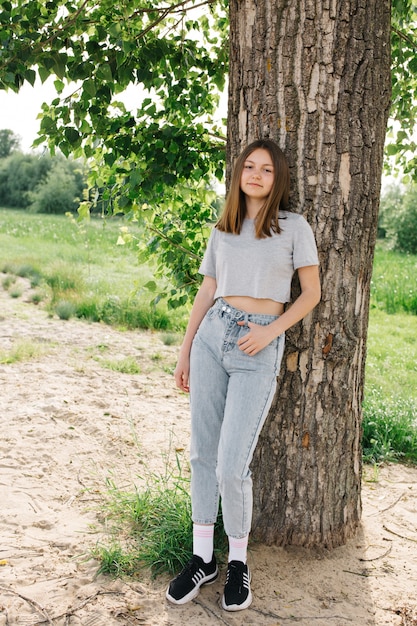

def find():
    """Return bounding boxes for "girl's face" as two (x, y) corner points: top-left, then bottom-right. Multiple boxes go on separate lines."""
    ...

(240, 148), (275, 202)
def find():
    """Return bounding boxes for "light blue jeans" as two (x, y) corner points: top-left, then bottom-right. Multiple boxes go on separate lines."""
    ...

(189, 298), (285, 538)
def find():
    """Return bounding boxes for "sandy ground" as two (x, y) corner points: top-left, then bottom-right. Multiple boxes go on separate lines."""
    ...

(1, 276), (417, 626)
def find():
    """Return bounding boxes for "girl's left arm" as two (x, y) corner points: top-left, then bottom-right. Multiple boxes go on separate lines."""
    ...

(237, 265), (321, 356)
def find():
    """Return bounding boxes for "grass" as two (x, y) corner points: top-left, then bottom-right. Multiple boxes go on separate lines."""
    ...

(100, 356), (142, 375)
(0, 208), (187, 330)
(0, 338), (49, 364)
(365, 308), (417, 400)
(370, 244), (417, 315)
(362, 389), (417, 464)
(93, 455), (227, 579)
(364, 306), (417, 465)
(95, 469), (193, 578)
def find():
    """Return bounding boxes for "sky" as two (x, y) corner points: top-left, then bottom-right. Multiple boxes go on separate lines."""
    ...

(0, 81), (56, 151)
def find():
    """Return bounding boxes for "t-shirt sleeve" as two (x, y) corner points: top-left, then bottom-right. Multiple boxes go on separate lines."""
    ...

(293, 217), (319, 269)
(199, 227), (217, 278)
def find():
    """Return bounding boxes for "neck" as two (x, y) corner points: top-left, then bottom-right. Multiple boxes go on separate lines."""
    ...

(245, 198), (264, 219)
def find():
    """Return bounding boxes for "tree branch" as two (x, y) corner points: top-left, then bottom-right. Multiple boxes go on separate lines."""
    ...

(35, 590), (125, 624)
(148, 225), (202, 261)
(392, 25), (417, 50)
(0, 586), (54, 625)
(383, 524), (417, 543)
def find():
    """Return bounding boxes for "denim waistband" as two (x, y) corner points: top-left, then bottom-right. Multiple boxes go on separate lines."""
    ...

(214, 298), (279, 324)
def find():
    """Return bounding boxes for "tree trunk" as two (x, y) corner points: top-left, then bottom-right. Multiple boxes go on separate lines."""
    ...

(227, 0), (391, 547)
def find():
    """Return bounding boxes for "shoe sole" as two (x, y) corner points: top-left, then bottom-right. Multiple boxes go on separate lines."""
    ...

(166, 568), (219, 605)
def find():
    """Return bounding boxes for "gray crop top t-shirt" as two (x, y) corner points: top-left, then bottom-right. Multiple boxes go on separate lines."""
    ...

(199, 211), (319, 304)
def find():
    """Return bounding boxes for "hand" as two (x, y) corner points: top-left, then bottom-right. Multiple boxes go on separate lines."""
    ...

(237, 321), (275, 356)
(174, 353), (190, 393)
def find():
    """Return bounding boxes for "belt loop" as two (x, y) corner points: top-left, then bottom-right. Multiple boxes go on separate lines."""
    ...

(244, 312), (249, 326)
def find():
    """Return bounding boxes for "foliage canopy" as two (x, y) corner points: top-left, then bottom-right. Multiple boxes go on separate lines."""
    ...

(1, 0), (229, 305)
(388, 0), (417, 182)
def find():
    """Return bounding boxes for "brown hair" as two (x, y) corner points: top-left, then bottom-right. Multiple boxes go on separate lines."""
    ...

(216, 139), (290, 238)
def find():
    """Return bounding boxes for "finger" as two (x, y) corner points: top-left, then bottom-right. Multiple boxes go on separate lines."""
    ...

(174, 371), (186, 389)
(238, 332), (251, 345)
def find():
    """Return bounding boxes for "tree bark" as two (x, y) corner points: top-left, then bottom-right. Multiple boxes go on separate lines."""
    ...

(227, 0), (391, 547)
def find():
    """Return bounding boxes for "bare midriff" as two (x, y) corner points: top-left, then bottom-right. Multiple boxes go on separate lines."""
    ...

(223, 295), (285, 316)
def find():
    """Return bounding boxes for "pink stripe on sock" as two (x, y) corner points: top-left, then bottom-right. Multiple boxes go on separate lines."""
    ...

(194, 528), (214, 538)
(229, 537), (247, 548)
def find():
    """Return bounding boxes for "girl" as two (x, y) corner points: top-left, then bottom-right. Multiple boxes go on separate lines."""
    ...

(166, 139), (320, 611)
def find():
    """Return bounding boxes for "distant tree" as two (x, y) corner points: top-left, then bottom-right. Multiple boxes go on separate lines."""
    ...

(0, 152), (85, 210)
(395, 187), (417, 253)
(0, 128), (20, 158)
(380, 183), (417, 253)
(0, 152), (52, 207)
(29, 160), (83, 214)
(378, 184), (404, 239)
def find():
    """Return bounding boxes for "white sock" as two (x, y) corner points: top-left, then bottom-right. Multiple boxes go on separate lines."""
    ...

(193, 524), (214, 564)
(228, 534), (249, 564)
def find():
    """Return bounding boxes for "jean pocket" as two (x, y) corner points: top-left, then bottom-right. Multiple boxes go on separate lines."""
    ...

(206, 306), (218, 320)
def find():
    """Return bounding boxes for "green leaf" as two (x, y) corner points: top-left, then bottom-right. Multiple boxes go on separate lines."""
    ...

(96, 63), (113, 82)
(38, 65), (51, 83)
(83, 78), (96, 97)
(64, 127), (81, 146)
(53, 53), (67, 79)
(385, 143), (401, 156)
(24, 69), (36, 86)
(54, 79), (65, 93)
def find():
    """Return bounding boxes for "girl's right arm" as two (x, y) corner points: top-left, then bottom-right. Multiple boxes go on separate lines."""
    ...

(174, 275), (217, 393)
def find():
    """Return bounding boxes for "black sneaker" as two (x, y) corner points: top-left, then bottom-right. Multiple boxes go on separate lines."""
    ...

(221, 560), (252, 611)
(166, 554), (218, 605)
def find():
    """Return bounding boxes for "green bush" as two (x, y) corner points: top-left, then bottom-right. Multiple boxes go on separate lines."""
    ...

(0, 152), (87, 214)
(379, 183), (417, 254)
(29, 162), (80, 214)
(55, 300), (77, 320)
(0, 152), (53, 207)
(395, 199), (417, 254)
(363, 387), (417, 464)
